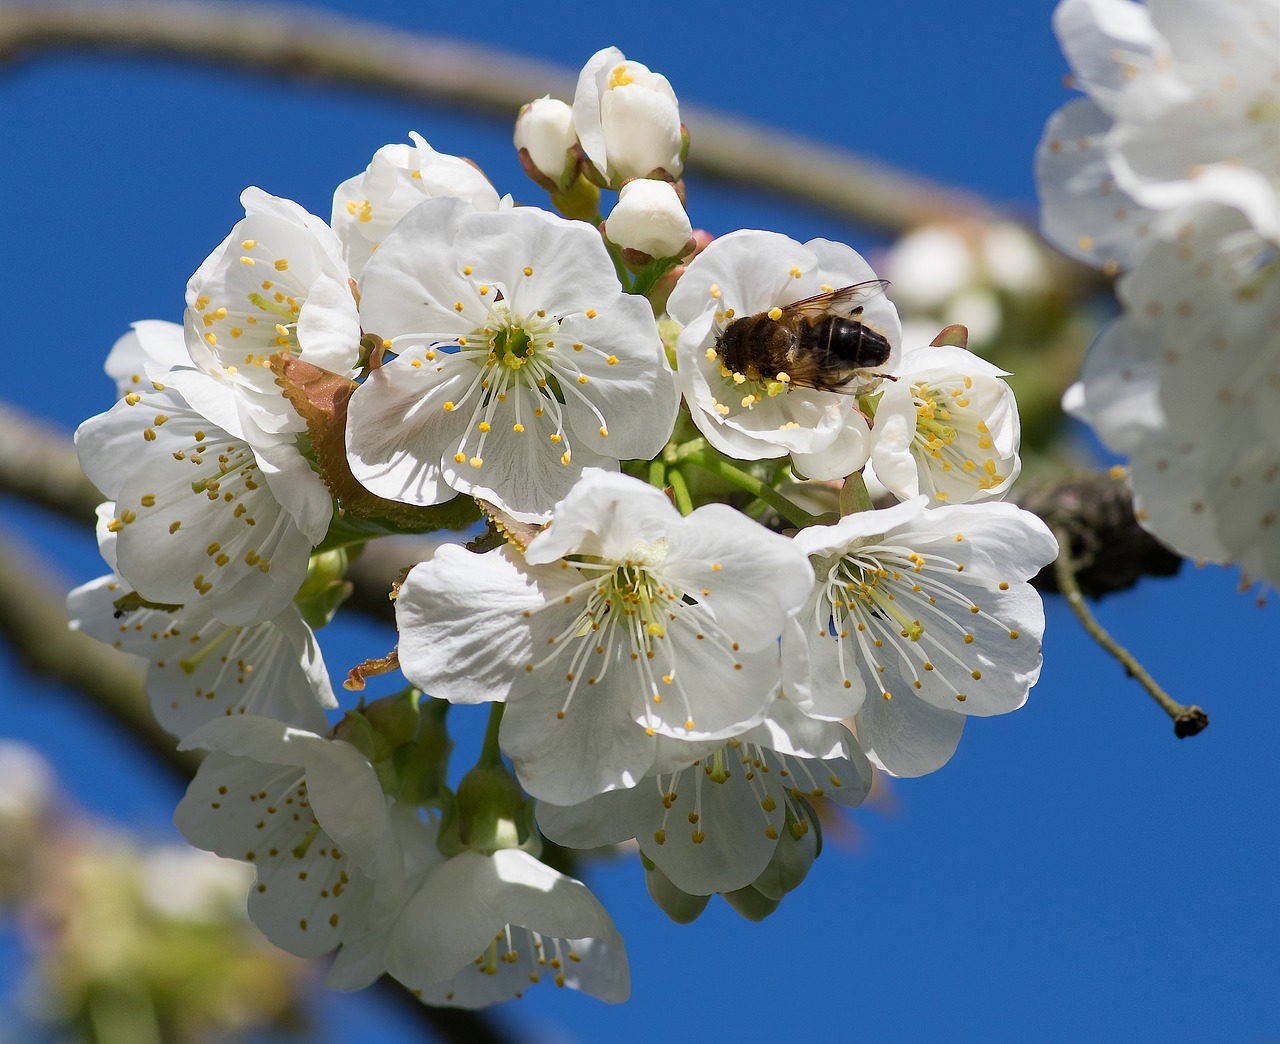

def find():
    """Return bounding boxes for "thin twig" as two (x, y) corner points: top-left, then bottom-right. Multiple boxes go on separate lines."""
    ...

(1051, 524), (1208, 738)
(0, 0), (993, 235)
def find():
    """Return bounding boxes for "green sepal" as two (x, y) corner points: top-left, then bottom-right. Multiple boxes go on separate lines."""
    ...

(314, 496), (481, 553)
(629, 255), (682, 300)
(294, 548), (352, 629)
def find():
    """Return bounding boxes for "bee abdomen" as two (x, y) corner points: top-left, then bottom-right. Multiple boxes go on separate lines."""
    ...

(813, 316), (892, 370)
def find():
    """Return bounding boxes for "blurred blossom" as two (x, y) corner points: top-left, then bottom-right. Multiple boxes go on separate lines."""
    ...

(885, 225), (975, 309)
(981, 221), (1052, 295)
(138, 845), (255, 922)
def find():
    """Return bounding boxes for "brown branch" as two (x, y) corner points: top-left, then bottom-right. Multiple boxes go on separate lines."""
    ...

(0, 0), (993, 235)
(0, 530), (201, 778)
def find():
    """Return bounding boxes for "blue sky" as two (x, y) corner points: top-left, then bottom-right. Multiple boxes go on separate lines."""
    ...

(1, 1), (1277, 1040)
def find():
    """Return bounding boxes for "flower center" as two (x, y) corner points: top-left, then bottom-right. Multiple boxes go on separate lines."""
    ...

(813, 540), (1015, 705)
(524, 539), (741, 736)
(911, 378), (1005, 496)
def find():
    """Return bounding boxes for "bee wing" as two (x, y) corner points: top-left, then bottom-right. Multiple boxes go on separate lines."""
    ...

(776, 355), (858, 393)
(779, 279), (891, 320)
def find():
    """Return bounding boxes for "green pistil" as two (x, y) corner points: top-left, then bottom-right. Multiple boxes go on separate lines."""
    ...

(609, 563), (666, 638)
(493, 325), (535, 369)
(483, 938), (500, 976)
(245, 292), (297, 322)
(178, 625), (238, 674)
(291, 822), (321, 860)
(840, 562), (922, 640)
(708, 750), (729, 784)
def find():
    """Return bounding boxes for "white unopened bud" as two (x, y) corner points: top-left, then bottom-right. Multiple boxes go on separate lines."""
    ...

(605, 179), (693, 261)
(574, 47), (684, 185)
(514, 96), (577, 190)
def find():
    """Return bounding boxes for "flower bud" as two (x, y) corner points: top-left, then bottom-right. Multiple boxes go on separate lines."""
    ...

(514, 96), (578, 192)
(605, 179), (695, 265)
(574, 47), (684, 186)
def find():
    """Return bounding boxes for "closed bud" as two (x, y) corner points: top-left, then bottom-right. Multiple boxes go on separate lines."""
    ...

(605, 179), (695, 265)
(514, 96), (578, 192)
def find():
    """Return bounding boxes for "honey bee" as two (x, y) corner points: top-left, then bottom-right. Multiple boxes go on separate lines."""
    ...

(715, 279), (894, 393)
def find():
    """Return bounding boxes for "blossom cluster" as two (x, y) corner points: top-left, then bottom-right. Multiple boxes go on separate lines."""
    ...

(70, 46), (1056, 1009)
(1037, 0), (1280, 586)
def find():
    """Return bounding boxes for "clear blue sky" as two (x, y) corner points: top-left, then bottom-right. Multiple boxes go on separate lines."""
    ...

(2, 1), (1277, 1040)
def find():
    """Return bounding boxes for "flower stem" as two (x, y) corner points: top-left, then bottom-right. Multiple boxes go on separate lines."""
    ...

(668, 467), (694, 516)
(648, 456), (667, 490)
(1051, 525), (1209, 738)
(840, 472), (874, 514)
(479, 702), (506, 766)
(680, 449), (815, 528)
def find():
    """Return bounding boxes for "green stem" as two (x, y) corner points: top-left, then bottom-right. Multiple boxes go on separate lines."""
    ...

(600, 224), (633, 292)
(1051, 524), (1208, 737)
(668, 467), (694, 516)
(680, 450), (815, 528)
(479, 702), (506, 766)
(840, 472), (875, 514)
(648, 456), (668, 490)
(668, 437), (708, 464)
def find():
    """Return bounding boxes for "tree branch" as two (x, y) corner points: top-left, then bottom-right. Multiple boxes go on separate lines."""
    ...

(0, 0), (993, 234)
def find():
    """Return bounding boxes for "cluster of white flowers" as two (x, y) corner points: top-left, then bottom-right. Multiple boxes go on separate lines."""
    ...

(1038, 0), (1280, 586)
(70, 45), (1056, 1010)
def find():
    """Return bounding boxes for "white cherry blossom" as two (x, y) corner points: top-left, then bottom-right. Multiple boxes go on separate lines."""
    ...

(68, 571), (335, 739)
(384, 849), (629, 1007)
(104, 320), (190, 395)
(76, 369), (327, 625)
(536, 698), (871, 896)
(332, 132), (504, 279)
(347, 199), (678, 522)
(1037, 0), (1280, 271)
(174, 716), (411, 985)
(573, 46), (684, 186)
(185, 188), (361, 433)
(395, 470), (814, 804)
(1066, 203), (1280, 584)
(869, 344), (1021, 505)
(782, 498), (1057, 775)
(667, 229), (901, 479)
